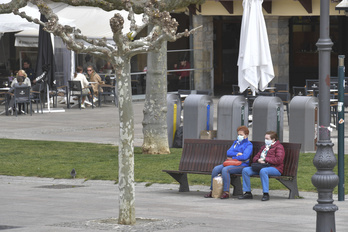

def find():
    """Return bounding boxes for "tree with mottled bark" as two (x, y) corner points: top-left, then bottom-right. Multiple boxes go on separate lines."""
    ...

(142, 38), (170, 154)
(141, 1), (204, 154)
(0, 0), (203, 225)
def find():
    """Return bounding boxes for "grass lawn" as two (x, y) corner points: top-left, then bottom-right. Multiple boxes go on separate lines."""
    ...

(0, 139), (346, 194)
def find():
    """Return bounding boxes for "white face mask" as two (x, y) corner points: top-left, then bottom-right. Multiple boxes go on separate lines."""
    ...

(237, 135), (244, 142)
(265, 139), (272, 146)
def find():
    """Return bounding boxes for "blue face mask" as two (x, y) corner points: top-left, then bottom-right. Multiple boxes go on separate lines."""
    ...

(237, 135), (244, 142)
(265, 139), (272, 146)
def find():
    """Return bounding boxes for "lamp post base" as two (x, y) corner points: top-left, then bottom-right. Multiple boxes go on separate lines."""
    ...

(314, 204), (338, 232)
(312, 141), (339, 232)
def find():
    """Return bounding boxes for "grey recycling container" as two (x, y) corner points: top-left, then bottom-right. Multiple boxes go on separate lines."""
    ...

(289, 96), (318, 152)
(252, 96), (284, 142)
(217, 95), (249, 140)
(167, 94), (182, 148)
(183, 94), (214, 141)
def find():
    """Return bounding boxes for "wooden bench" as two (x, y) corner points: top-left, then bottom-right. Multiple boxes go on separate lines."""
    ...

(162, 139), (301, 199)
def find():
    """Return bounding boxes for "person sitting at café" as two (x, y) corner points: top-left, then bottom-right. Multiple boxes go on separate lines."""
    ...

(11, 70), (31, 88)
(204, 126), (253, 199)
(7, 75), (28, 115)
(73, 66), (93, 109)
(238, 131), (285, 201)
(87, 65), (104, 100)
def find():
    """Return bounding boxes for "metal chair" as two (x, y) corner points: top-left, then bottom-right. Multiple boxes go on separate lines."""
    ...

(232, 85), (248, 97)
(13, 86), (32, 117)
(131, 75), (143, 95)
(0, 91), (8, 115)
(258, 91), (273, 96)
(275, 92), (290, 121)
(232, 85), (241, 95)
(67, 80), (94, 110)
(49, 84), (67, 108)
(292, 86), (306, 97)
(305, 79), (319, 96)
(30, 82), (45, 114)
(344, 93), (348, 113)
(98, 81), (118, 107)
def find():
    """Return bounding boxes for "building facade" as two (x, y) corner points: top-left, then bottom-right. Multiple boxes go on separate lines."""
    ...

(191, 0), (348, 95)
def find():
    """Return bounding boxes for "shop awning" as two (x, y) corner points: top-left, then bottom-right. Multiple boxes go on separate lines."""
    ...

(0, 1), (143, 47)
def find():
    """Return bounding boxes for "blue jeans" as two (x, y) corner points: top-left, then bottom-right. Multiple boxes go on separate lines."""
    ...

(242, 166), (281, 193)
(210, 164), (245, 192)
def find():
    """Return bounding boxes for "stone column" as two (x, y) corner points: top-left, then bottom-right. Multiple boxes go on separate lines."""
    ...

(265, 16), (290, 84)
(192, 15), (214, 91)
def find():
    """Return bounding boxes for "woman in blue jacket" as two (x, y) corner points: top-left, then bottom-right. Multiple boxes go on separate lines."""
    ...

(204, 126), (253, 199)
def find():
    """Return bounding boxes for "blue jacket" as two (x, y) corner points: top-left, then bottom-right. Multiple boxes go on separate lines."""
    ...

(226, 138), (253, 166)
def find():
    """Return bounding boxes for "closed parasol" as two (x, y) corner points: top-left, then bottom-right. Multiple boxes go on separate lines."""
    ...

(237, 0), (274, 94)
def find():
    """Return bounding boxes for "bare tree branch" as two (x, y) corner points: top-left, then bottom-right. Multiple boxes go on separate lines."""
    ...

(0, 0), (27, 14)
(1, 0), (204, 66)
(49, 0), (206, 13)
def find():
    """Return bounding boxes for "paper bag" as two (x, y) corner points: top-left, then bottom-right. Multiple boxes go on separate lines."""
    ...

(212, 175), (223, 198)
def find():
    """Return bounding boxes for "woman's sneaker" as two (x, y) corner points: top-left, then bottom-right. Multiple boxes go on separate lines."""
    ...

(204, 191), (212, 198)
(238, 192), (253, 199)
(220, 192), (230, 199)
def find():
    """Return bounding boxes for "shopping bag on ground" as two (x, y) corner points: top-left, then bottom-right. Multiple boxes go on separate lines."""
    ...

(212, 175), (223, 198)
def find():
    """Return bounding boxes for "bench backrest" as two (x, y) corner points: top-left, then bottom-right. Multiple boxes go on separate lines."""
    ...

(179, 139), (233, 172)
(249, 141), (301, 177)
(180, 139), (301, 177)
(276, 142), (301, 177)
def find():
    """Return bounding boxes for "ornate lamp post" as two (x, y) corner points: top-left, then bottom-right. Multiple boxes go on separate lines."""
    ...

(311, 0), (339, 231)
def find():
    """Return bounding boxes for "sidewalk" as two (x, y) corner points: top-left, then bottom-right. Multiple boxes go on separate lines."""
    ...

(0, 99), (145, 147)
(1, 175), (348, 232)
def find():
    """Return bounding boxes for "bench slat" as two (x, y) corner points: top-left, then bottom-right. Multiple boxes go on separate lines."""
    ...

(282, 143), (301, 177)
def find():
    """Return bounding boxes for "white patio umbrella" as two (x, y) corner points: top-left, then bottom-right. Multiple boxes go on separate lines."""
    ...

(237, 0), (274, 94)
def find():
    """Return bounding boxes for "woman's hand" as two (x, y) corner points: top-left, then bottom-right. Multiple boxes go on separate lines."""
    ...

(236, 153), (242, 156)
(258, 158), (265, 163)
(226, 157), (233, 160)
